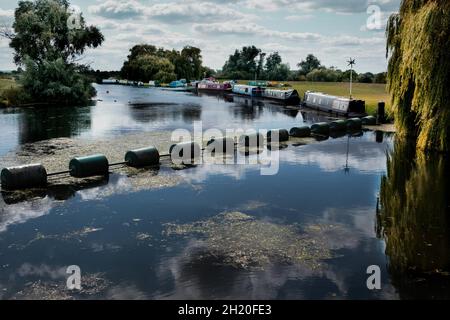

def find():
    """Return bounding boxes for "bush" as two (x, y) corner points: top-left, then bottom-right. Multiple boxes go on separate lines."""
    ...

(20, 58), (96, 106)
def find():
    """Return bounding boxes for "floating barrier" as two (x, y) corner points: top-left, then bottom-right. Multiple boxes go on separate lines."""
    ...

(69, 154), (109, 178)
(267, 129), (289, 143)
(346, 118), (362, 130)
(125, 147), (160, 168)
(329, 120), (347, 131)
(206, 137), (235, 153)
(170, 142), (201, 160)
(1, 164), (48, 190)
(289, 126), (311, 138)
(239, 133), (265, 148)
(329, 131), (347, 139)
(1, 122), (371, 191)
(361, 116), (377, 125)
(311, 122), (330, 136)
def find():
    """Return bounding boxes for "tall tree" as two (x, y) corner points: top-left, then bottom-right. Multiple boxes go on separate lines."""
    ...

(297, 54), (322, 75)
(4, 0), (104, 105)
(222, 46), (263, 79)
(386, 0), (450, 152)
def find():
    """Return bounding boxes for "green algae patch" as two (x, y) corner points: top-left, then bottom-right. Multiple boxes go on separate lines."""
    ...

(12, 273), (110, 300)
(164, 212), (334, 270)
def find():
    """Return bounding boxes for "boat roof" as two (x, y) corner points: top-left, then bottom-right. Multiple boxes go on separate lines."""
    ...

(305, 91), (352, 102)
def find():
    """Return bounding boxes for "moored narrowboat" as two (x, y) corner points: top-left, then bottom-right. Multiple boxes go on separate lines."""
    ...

(262, 89), (301, 105)
(232, 85), (263, 97)
(303, 91), (366, 117)
(169, 79), (187, 88)
(197, 80), (232, 92)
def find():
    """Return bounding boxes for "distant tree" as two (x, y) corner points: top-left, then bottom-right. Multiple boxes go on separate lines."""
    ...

(122, 44), (204, 81)
(342, 69), (359, 82)
(297, 54), (322, 75)
(222, 46), (263, 79)
(306, 68), (342, 82)
(3, 0), (104, 105)
(265, 52), (282, 73)
(264, 52), (290, 81)
(374, 72), (387, 84)
(358, 72), (375, 83)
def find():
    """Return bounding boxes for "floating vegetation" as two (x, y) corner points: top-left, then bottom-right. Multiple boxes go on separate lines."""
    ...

(165, 212), (335, 270)
(12, 273), (110, 300)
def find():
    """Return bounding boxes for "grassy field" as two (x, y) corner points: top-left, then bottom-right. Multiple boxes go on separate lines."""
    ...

(0, 77), (17, 93)
(0, 77), (19, 106)
(289, 82), (389, 115)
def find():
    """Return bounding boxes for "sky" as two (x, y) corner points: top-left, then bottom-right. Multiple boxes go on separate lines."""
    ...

(0, 0), (401, 73)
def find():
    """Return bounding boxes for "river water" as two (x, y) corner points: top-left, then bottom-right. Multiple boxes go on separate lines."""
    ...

(0, 85), (448, 300)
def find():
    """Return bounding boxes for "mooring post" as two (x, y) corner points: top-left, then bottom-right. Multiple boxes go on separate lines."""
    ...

(377, 102), (386, 124)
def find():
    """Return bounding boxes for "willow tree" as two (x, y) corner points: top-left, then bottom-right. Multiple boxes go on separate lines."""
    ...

(386, 0), (450, 152)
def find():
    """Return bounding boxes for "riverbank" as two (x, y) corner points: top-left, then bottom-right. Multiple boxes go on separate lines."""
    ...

(0, 77), (19, 107)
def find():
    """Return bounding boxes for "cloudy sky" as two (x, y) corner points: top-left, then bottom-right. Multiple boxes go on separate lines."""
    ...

(0, 0), (400, 73)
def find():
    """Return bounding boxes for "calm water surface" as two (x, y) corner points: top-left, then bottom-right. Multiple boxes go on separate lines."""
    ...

(0, 85), (449, 299)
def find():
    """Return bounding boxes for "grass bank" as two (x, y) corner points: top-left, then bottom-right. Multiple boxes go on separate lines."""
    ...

(0, 77), (20, 107)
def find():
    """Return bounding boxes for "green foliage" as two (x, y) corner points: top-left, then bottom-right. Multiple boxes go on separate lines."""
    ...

(20, 58), (96, 105)
(121, 44), (204, 82)
(10, 0), (103, 65)
(297, 54), (322, 75)
(8, 0), (104, 106)
(358, 72), (375, 83)
(306, 68), (343, 82)
(386, 0), (450, 152)
(222, 46), (263, 79)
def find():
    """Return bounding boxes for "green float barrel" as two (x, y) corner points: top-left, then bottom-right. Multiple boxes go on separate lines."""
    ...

(239, 133), (265, 148)
(69, 154), (109, 178)
(329, 120), (347, 131)
(361, 116), (377, 125)
(1, 164), (48, 190)
(311, 122), (330, 136)
(170, 142), (201, 163)
(125, 147), (160, 167)
(267, 129), (289, 143)
(289, 126), (311, 138)
(347, 118), (362, 130)
(206, 137), (235, 154)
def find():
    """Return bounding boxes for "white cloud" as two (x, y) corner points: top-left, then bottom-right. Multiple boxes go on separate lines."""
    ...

(192, 21), (322, 41)
(88, 0), (254, 23)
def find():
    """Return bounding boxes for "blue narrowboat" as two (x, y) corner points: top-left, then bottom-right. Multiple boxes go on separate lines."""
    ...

(232, 85), (263, 97)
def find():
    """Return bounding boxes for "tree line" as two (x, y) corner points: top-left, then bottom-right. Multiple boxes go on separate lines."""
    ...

(218, 48), (386, 83)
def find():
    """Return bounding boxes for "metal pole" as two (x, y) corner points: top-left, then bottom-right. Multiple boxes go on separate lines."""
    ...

(350, 66), (353, 100)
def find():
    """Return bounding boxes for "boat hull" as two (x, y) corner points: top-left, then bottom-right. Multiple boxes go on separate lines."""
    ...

(262, 89), (301, 105)
(197, 83), (232, 92)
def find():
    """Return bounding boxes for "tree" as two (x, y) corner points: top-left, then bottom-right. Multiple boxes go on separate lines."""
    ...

(4, 0), (104, 105)
(222, 46), (263, 79)
(374, 72), (387, 84)
(306, 68), (343, 82)
(121, 44), (204, 82)
(265, 52), (282, 73)
(264, 52), (290, 81)
(386, 0), (450, 152)
(297, 54), (322, 75)
(358, 72), (374, 83)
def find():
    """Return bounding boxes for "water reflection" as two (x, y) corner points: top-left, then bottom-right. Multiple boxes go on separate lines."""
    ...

(18, 106), (91, 144)
(378, 138), (450, 299)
